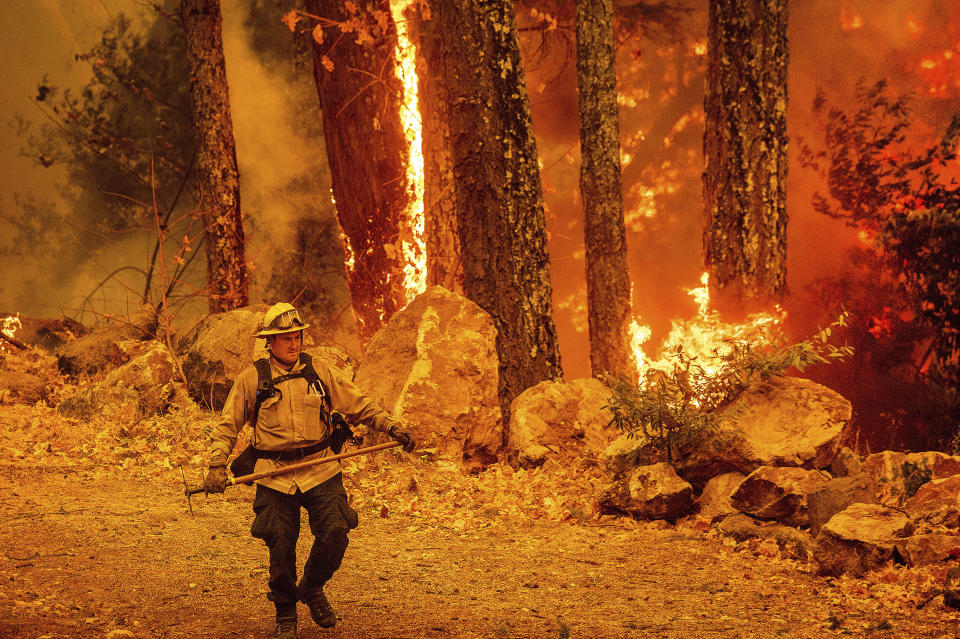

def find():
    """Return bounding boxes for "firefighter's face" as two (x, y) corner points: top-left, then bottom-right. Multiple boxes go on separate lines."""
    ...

(268, 331), (303, 366)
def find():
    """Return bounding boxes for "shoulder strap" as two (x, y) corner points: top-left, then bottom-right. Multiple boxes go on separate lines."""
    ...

(252, 358), (274, 426)
(298, 352), (330, 406)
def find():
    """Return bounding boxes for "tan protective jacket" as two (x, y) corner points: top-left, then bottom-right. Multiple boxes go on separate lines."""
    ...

(209, 356), (397, 494)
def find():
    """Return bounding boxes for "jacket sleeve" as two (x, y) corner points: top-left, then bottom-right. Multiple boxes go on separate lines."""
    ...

(208, 366), (258, 466)
(319, 364), (400, 434)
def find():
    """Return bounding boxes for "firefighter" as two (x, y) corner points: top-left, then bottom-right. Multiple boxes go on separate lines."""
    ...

(204, 302), (414, 638)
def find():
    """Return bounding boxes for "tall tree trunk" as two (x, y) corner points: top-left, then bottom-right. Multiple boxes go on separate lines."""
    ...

(307, 0), (413, 345)
(408, 4), (463, 294)
(182, 0), (249, 312)
(431, 0), (563, 421)
(703, 0), (788, 314)
(576, 0), (634, 381)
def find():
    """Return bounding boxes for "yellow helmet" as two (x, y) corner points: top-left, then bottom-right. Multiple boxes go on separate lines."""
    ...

(255, 302), (310, 337)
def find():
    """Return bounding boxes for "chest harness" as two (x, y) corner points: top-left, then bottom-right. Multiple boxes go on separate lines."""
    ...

(228, 352), (357, 477)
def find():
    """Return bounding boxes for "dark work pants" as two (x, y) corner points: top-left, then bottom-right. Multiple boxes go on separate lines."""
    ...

(250, 473), (359, 614)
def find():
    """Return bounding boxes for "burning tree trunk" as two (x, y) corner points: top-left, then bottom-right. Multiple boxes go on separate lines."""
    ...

(430, 0), (563, 419)
(182, 0), (249, 312)
(408, 3), (463, 293)
(702, 0), (788, 313)
(576, 0), (635, 381)
(307, 0), (415, 344)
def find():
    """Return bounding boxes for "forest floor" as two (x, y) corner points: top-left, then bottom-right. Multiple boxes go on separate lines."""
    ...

(0, 401), (959, 638)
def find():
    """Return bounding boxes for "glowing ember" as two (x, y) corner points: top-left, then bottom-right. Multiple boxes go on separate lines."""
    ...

(630, 273), (785, 382)
(1, 314), (22, 353)
(389, 0), (427, 305)
(341, 231), (357, 277)
(840, 11), (864, 32)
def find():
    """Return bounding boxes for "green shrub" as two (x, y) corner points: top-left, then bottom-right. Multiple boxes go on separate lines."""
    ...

(605, 313), (853, 463)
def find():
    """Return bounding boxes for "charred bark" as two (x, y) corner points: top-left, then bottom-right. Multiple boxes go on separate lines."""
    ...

(182, 0), (249, 312)
(576, 0), (635, 382)
(431, 0), (563, 420)
(703, 0), (788, 314)
(307, 0), (413, 345)
(408, 3), (463, 293)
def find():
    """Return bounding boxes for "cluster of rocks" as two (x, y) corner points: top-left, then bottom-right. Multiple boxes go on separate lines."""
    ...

(8, 288), (960, 579)
(592, 386), (960, 577)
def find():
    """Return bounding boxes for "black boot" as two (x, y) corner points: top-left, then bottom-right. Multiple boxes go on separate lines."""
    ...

(274, 605), (297, 639)
(274, 615), (297, 638)
(301, 588), (336, 628)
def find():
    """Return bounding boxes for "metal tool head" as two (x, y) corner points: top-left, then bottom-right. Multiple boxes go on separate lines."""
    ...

(180, 465), (194, 516)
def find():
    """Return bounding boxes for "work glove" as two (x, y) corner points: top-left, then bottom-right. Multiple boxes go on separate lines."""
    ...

(387, 424), (416, 453)
(204, 465), (228, 494)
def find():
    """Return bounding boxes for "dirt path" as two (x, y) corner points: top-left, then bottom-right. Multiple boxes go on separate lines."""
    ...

(1, 466), (957, 639)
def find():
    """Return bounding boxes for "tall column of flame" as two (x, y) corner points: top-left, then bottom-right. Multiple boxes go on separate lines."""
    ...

(389, 0), (427, 305)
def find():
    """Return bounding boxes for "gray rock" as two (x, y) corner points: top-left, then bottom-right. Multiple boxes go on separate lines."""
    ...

(730, 466), (831, 527)
(807, 473), (876, 536)
(698, 472), (746, 523)
(862, 451), (960, 506)
(829, 446), (863, 477)
(894, 534), (960, 567)
(814, 503), (915, 577)
(603, 432), (653, 477)
(904, 475), (960, 530)
(507, 378), (615, 467)
(177, 305), (268, 409)
(679, 376), (850, 488)
(56, 307), (157, 376)
(599, 462), (694, 522)
(355, 286), (501, 469)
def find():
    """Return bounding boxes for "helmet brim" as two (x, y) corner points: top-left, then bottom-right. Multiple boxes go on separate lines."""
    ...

(255, 324), (310, 338)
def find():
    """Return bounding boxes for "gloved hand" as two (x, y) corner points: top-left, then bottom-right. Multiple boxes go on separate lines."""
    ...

(204, 465), (228, 494)
(387, 424), (416, 453)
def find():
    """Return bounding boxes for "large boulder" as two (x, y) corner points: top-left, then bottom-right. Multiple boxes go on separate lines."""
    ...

(893, 534), (960, 567)
(177, 305), (269, 409)
(55, 308), (157, 378)
(862, 451), (960, 506)
(807, 473), (876, 536)
(904, 475), (960, 530)
(599, 462), (694, 522)
(697, 471), (746, 523)
(101, 341), (180, 415)
(507, 378), (614, 467)
(730, 466), (831, 527)
(354, 287), (501, 468)
(679, 376), (850, 488)
(813, 503), (915, 577)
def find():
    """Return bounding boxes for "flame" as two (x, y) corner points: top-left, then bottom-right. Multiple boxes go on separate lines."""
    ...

(840, 11), (864, 32)
(341, 231), (356, 276)
(389, 0), (427, 305)
(629, 273), (786, 383)
(1, 314), (22, 354)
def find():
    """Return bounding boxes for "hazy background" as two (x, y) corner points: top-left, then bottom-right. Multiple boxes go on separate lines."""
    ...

(1, 0), (958, 381)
